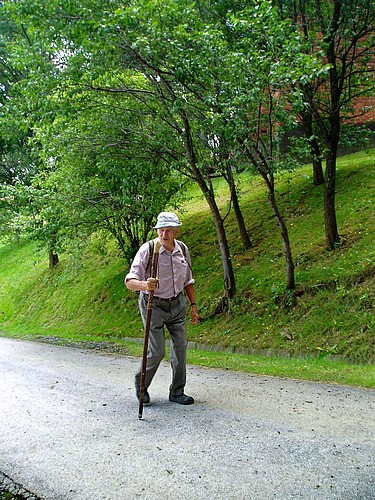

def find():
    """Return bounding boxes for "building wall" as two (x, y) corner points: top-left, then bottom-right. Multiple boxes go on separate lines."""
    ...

(352, 95), (375, 124)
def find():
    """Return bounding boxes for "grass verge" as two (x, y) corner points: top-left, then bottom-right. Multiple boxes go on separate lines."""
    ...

(1, 331), (374, 389)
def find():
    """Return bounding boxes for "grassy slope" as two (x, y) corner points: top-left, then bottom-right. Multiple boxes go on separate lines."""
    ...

(0, 150), (374, 385)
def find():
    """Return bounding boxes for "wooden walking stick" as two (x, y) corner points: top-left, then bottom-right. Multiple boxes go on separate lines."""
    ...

(138, 239), (161, 419)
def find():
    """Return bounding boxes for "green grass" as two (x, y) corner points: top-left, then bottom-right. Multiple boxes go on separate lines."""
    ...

(0, 149), (374, 388)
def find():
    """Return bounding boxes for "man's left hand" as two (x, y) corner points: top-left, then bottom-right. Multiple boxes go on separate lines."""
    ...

(190, 305), (199, 325)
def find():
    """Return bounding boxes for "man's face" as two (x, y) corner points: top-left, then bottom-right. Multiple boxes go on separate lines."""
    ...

(157, 227), (180, 246)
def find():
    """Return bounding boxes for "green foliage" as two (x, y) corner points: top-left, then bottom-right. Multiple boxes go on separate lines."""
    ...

(0, 150), (374, 372)
(0, 0), (188, 258)
(1, 0), (374, 286)
(33, 76), (188, 258)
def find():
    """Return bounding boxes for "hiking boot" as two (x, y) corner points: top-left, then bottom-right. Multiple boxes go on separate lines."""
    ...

(169, 393), (194, 405)
(136, 385), (150, 404)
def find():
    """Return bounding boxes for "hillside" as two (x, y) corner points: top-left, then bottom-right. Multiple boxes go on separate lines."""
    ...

(0, 150), (374, 364)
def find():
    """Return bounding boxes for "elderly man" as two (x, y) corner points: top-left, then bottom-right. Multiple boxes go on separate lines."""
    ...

(125, 212), (199, 405)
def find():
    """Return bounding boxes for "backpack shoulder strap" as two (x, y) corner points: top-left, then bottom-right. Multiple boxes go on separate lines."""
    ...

(176, 239), (187, 259)
(146, 239), (155, 273)
(176, 240), (192, 271)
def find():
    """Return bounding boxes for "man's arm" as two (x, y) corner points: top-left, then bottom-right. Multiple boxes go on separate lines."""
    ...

(126, 278), (158, 292)
(184, 283), (199, 325)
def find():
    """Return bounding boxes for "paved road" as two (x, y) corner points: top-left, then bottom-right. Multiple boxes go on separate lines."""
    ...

(0, 337), (374, 500)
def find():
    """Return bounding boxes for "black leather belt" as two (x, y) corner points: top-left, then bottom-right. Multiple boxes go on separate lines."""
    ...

(153, 292), (182, 302)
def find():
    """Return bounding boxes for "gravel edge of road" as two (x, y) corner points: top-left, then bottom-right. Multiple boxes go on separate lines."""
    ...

(0, 472), (41, 500)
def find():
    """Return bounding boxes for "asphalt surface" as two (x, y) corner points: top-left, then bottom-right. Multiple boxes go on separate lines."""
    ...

(0, 336), (374, 500)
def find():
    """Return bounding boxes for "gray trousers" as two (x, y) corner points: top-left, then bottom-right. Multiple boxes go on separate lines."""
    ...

(135, 292), (188, 396)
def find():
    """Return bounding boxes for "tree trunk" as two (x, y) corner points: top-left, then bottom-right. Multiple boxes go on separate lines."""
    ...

(226, 165), (252, 250)
(49, 250), (59, 268)
(48, 234), (59, 269)
(323, 3), (341, 251)
(210, 196), (236, 299)
(266, 177), (295, 291)
(194, 175), (236, 300)
(181, 110), (236, 300)
(324, 149), (340, 250)
(312, 155), (324, 186)
(301, 108), (324, 186)
(245, 144), (295, 292)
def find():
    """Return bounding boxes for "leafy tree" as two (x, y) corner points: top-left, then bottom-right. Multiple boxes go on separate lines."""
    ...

(275, 0), (375, 249)
(5, 0), (372, 297)
(0, 0), (312, 295)
(108, 0), (241, 301)
(213, 4), (304, 292)
(0, 9), (42, 243)
(40, 84), (186, 259)
(111, 0), (322, 295)
(0, 0), (184, 262)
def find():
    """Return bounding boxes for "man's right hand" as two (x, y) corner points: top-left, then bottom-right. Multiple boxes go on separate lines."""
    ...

(145, 277), (158, 291)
